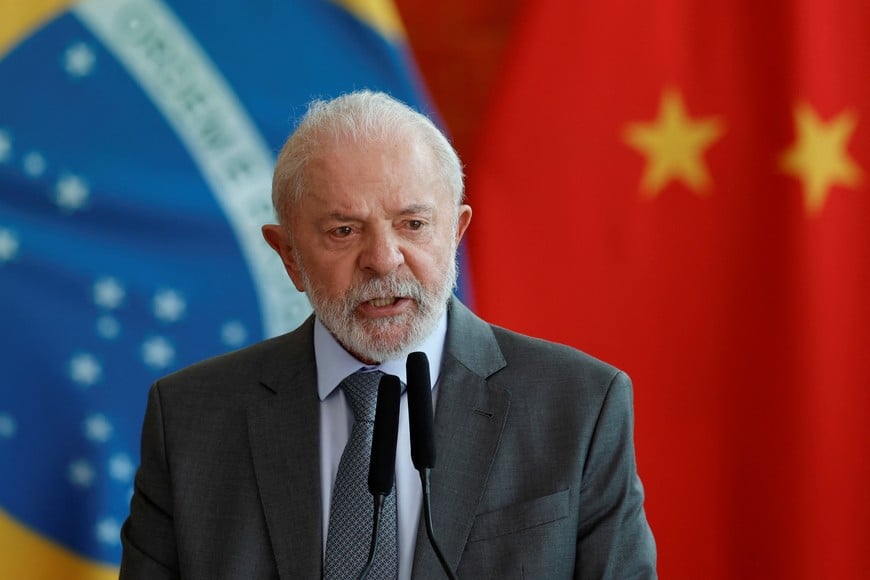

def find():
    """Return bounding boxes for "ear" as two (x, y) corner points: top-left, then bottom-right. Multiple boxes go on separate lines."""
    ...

(261, 224), (306, 292)
(454, 204), (472, 246)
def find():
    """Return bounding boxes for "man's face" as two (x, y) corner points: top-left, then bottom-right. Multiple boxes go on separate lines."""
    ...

(264, 134), (472, 363)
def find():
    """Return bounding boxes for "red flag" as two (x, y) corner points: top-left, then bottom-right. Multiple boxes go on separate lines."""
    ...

(468, 1), (870, 578)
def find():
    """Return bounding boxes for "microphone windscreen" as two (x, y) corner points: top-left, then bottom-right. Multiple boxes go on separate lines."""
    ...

(368, 374), (401, 495)
(406, 351), (436, 470)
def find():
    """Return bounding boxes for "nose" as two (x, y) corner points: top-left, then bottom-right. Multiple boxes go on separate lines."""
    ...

(359, 227), (404, 275)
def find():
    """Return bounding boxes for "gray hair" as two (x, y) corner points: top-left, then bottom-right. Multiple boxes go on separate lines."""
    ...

(271, 90), (464, 224)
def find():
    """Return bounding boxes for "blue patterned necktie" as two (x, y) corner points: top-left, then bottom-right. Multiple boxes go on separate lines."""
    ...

(324, 370), (399, 579)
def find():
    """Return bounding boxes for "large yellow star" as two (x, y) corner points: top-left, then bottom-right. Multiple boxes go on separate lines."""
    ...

(624, 88), (725, 197)
(779, 103), (862, 214)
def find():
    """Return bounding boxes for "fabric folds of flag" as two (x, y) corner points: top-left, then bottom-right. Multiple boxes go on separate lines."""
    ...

(0, 0), (433, 576)
(468, 1), (869, 579)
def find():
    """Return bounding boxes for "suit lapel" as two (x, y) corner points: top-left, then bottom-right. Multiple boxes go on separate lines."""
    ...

(412, 300), (510, 577)
(248, 318), (323, 580)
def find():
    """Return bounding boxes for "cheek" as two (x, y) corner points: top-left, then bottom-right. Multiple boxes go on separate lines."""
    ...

(306, 256), (357, 295)
(406, 246), (452, 283)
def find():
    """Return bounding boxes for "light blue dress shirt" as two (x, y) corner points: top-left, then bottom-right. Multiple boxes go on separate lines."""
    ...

(315, 311), (446, 580)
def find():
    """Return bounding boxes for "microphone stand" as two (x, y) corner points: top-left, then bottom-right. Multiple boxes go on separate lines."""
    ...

(420, 468), (457, 580)
(357, 493), (387, 580)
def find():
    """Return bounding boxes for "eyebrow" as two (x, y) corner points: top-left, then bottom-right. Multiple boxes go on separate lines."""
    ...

(324, 203), (436, 222)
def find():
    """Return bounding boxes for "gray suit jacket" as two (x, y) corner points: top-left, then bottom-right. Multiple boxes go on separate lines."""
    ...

(120, 299), (656, 579)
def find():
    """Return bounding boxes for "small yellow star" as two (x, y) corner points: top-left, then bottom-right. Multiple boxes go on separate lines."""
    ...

(779, 103), (862, 214)
(624, 88), (725, 197)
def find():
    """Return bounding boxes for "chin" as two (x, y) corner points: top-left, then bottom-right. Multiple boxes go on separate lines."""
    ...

(344, 318), (420, 363)
(351, 340), (411, 365)
(360, 329), (414, 358)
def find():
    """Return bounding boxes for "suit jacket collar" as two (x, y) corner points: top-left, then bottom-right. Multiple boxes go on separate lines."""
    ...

(411, 299), (510, 578)
(248, 316), (323, 579)
(442, 298), (506, 378)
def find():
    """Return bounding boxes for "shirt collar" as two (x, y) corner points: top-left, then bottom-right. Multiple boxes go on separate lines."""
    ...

(314, 309), (448, 401)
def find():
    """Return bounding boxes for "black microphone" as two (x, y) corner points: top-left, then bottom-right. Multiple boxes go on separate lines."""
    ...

(358, 374), (401, 580)
(369, 374), (401, 495)
(407, 352), (457, 580)
(407, 352), (436, 470)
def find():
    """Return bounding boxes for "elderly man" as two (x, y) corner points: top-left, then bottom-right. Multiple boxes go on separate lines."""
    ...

(120, 91), (656, 579)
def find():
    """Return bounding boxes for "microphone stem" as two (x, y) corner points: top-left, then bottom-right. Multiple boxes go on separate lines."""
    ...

(357, 493), (386, 580)
(421, 468), (458, 580)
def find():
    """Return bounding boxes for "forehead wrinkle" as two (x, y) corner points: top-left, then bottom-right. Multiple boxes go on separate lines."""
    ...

(398, 202), (435, 216)
(324, 210), (364, 222)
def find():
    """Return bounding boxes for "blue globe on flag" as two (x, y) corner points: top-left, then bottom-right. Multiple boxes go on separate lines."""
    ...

(0, 0), (430, 575)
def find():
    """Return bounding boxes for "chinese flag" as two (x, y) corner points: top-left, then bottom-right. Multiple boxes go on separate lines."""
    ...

(467, 1), (870, 578)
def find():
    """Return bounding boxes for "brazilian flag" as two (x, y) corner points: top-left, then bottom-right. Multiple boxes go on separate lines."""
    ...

(0, 0), (432, 576)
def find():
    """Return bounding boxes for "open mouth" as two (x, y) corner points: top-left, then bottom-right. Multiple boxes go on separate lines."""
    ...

(368, 297), (398, 307)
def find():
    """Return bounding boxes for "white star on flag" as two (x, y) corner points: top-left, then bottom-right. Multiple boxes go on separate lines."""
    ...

(83, 414), (113, 443)
(68, 459), (96, 488)
(22, 151), (46, 177)
(0, 228), (20, 263)
(55, 173), (90, 212)
(96, 315), (122, 340)
(142, 336), (175, 369)
(153, 289), (187, 322)
(221, 320), (248, 347)
(69, 352), (102, 386)
(64, 42), (97, 78)
(0, 130), (11, 162)
(95, 517), (121, 546)
(109, 453), (135, 482)
(93, 277), (125, 309)
(0, 413), (17, 438)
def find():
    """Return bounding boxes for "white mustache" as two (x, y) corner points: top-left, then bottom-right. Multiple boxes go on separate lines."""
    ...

(346, 275), (425, 308)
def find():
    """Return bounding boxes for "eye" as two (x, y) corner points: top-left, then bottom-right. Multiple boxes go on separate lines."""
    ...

(331, 226), (354, 238)
(407, 220), (425, 230)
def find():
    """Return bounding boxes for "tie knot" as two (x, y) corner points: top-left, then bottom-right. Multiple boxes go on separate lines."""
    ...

(340, 370), (384, 422)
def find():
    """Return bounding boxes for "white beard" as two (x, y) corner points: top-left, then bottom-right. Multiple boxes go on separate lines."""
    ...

(295, 250), (458, 363)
